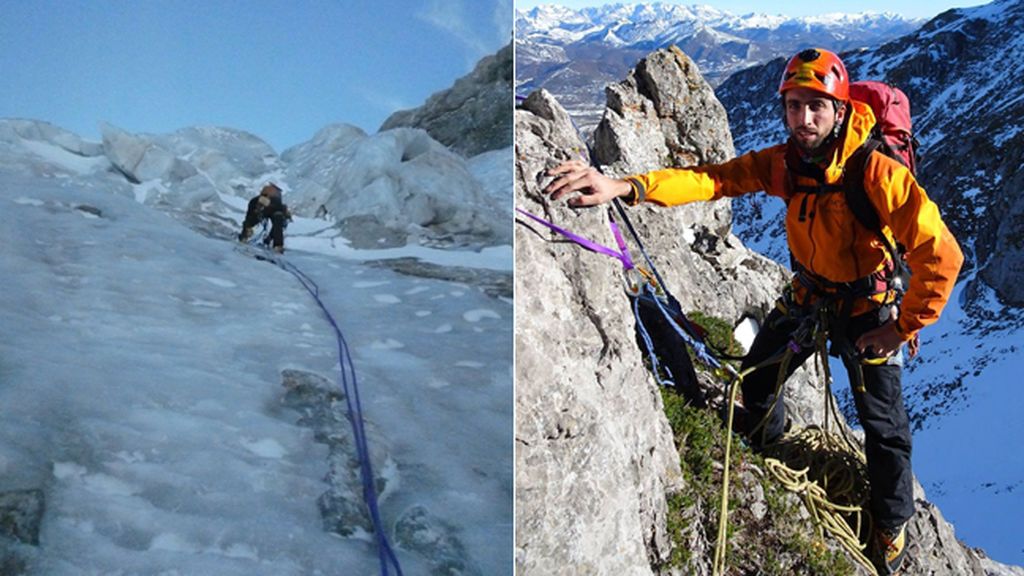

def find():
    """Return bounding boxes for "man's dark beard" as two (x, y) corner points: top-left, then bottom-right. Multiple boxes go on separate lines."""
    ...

(790, 129), (835, 163)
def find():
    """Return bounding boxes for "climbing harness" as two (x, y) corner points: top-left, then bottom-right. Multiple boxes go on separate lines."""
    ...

(251, 250), (403, 576)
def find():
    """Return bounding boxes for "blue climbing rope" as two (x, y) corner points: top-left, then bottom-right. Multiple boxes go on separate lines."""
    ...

(642, 282), (722, 370)
(633, 295), (677, 388)
(273, 255), (403, 576)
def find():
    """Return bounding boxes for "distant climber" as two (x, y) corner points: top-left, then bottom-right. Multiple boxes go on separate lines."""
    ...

(239, 183), (291, 254)
(544, 48), (964, 574)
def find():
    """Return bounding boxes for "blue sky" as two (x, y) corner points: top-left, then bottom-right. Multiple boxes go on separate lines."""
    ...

(0, 1), (511, 152)
(514, 0), (986, 19)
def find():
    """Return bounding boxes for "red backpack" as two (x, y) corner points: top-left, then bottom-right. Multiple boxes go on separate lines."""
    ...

(849, 81), (919, 175)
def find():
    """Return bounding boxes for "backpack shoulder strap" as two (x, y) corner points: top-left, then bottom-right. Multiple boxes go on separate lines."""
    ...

(843, 139), (883, 234)
(844, 139), (907, 275)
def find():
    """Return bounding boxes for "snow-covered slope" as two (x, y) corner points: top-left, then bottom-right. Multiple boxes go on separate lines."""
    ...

(0, 118), (512, 573)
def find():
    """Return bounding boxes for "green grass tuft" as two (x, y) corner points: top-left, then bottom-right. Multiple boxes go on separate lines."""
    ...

(655, 311), (857, 575)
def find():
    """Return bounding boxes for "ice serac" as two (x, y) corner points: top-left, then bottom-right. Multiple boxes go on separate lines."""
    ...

(0, 119), (116, 189)
(157, 126), (281, 188)
(380, 42), (512, 157)
(101, 123), (198, 185)
(100, 124), (280, 194)
(516, 47), (1018, 575)
(0, 120), (103, 158)
(283, 126), (508, 248)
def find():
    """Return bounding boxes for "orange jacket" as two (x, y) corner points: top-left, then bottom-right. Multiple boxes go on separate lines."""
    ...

(625, 101), (963, 341)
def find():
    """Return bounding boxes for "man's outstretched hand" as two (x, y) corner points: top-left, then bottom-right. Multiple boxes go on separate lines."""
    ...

(544, 160), (633, 207)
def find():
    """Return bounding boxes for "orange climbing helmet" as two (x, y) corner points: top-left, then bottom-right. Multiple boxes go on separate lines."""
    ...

(778, 48), (850, 102)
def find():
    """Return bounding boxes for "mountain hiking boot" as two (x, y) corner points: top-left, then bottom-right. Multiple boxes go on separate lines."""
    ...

(872, 523), (908, 574)
(238, 227), (253, 242)
(273, 245), (285, 255)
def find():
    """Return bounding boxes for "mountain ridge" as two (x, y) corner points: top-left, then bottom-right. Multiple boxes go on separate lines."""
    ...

(516, 2), (923, 132)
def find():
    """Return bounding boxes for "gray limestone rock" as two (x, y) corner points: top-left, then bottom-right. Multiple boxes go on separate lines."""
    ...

(0, 489), (44, 546)
(381, 42), (512, 158)
(514, 53), (793, 575)
(594, 46), (735, 177)
(278, 369), (396, 539)
(515, 89), (684, 576)
(364, 257), (512, 300)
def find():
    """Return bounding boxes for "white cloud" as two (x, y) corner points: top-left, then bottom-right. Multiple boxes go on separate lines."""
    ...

(417, 0), (511, 65)
(493, 0), (514, 43)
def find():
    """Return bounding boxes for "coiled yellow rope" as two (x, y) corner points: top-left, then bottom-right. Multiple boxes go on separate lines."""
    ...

(763, 427), (876, 575)
(712, 317), (879, 576)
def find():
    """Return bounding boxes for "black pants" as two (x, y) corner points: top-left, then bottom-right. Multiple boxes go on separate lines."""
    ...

(243, 211), (287, 248)
(740, 304), (914, 530)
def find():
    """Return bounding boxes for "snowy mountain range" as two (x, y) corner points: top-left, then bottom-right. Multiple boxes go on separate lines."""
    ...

(714, 0), (1024, 565)
(515, 2), (922, 131)
(0, 47), (513, 574)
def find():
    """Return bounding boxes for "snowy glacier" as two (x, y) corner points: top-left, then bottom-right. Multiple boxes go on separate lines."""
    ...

(0, 119), (512, 574)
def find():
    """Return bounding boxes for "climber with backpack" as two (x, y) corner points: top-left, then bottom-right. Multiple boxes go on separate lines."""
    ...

(239, 182), (291, 254)
(543, 48), (963, 574)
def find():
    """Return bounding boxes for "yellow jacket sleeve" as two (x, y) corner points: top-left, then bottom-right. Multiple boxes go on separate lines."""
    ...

(625, 147), (781, 207)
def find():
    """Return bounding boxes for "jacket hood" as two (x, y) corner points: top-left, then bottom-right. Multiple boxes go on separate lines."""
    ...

(823, 100), (876, 184)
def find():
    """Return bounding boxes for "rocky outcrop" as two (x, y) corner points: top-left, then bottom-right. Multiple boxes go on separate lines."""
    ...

(516, 47), (1017, 575)
(278, 369), (478, 576)
(515, 89), (684, 575)
(278, 369), (395, 538)
(594, 46), (735, 176)
(983, 130), (1024, 305)
(514, 48), (788, 576)
(381, 42), (512, 157)
(0, 488), (44, 575)
(0, 489), (44, 545)
(365, 257), (512, 299)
